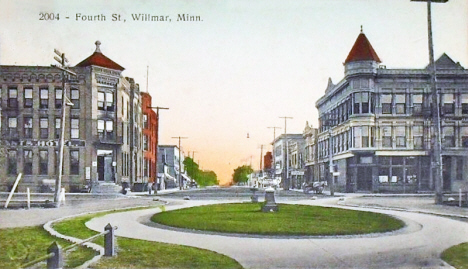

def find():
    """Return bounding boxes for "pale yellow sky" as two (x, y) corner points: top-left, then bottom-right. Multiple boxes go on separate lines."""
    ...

(1, 0), (467, 184)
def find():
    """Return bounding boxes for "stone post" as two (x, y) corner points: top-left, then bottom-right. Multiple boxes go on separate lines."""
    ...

(250, 187), (258, 203)
(262, 187), (278, 212)
(104, 223), (115, 256)
(47, 241), (63, 269)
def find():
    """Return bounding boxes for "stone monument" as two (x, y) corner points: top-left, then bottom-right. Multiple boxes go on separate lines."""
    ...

(262, 187), (278, 212)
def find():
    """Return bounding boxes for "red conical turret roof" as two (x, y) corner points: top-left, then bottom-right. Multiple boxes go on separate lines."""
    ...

(76, 41), (125, 71)
(345, 29), (381, 64)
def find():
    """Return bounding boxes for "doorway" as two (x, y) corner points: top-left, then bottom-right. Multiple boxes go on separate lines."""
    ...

(357, 167), (373, 191)
(97, 150), (114, 182)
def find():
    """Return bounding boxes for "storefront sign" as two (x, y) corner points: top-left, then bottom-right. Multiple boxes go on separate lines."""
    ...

(0, 139), (85, 147)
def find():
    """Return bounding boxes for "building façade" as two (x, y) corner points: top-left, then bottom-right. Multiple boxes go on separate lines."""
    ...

(0, 41), (146, 192)
(313, 30), (468, 193)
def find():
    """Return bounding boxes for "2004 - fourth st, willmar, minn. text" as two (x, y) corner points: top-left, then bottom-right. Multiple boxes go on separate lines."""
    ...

(39, 13), (202, 22)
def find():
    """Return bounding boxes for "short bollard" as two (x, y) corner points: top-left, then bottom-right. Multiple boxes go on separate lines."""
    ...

(262, 187), (278, 212)
(47, 241), (63, 269)
(250, 187), (259, 203)
(104, 223), (115, 256)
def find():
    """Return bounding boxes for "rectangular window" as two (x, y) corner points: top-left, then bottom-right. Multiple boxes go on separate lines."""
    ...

(395, 94), (406, 114)
(40, 118), (49, 139)
(362, 126), (369, 147)
(55, 118), (61, 139)
(462, 94), (468, 115)
(381, 94), (392, 114)
(354, 92), (361, 114)
(395, 126), (406, 148)
(8, 88), (18, 108)
(442, 93), (455, 114)
(443, 126), (455, 147)
(24, 117), (33, 138)
(412, 94), (423, 114)
(71, 89), (80, 109)
(354, 126), (362, 148)
(70, 119), (79, 139)
(70, 150), (79, 175)
(106, 120), (114, 138)
(461, 127), (468, 148)
(9, 117), (18, 137)
(23, 150), (33, 175)
(144, 135), (148, 150)
(24, 88), (33, 108)
(382, 126), (392, 147)
(40, 88), (49, 109)
(98, 120), (105, 133)
(39, 150), (48, 175)
(55, 88), (62, 109)
(413, 125), (424, 149)
(98, 92), (105, 110)
(361, 92), (369, 113)
(8, 150), (17, 175)
(106, 92), (114, 111)
(143, 114), (148, 128)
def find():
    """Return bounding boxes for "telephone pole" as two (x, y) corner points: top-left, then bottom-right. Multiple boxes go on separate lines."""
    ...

(52, 49), (76, 208)
(279, 116), (293, 190)
(172, 136), (188, 190)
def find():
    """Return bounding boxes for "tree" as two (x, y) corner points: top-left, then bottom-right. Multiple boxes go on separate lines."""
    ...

(232, 165), (253, 184)
(183, 157), (218, 187)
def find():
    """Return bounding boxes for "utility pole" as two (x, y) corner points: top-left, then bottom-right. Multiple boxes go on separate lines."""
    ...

(148, 106), (168, 191)
(172, 136), (188, 190)
(268, 126), (281, 180)
(410, 0), (448, 204)
(279, 117), (293, 190)
(52, 49), (76, 208)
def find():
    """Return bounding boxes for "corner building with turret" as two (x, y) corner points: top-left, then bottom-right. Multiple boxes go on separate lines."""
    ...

(315, 30), (468, 193)
(0, 41), (146, 193)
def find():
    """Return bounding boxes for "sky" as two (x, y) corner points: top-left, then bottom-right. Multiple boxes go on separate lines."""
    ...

(1, 0), (467, 185)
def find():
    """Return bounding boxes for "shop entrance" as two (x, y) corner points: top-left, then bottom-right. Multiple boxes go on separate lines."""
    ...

(97, 150), (114, 182)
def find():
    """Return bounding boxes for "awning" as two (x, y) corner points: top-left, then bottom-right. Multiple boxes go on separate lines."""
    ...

(181, 173), (191, 182)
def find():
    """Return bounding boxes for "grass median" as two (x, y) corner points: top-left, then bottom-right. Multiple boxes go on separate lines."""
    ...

(151, 203), (405, 236)
(442, 242), (468, 269)
(53, 207), (243, 269)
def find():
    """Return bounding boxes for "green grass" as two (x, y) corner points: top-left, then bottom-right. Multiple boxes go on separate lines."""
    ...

(442, 242), (468, 269)
(0, 226), (96, 269)
(53, 207), (243, 269)
(151, 203), (405, 236)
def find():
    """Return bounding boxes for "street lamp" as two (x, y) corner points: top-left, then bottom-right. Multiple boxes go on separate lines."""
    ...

(411, 0), (448, 204)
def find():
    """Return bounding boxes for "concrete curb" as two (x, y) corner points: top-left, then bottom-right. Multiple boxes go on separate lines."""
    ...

(42, 204), (166, 269)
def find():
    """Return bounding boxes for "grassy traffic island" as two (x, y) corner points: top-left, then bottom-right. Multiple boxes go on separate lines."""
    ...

(151, 203), (405, 236)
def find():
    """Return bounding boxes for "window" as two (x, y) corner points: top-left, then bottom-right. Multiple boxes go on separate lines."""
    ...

(24, 117), (33, 138)
(55, 88), (62, 109)
(8, 88), (18, 108)
(144, 135), (148, 150)
(23, 150), (33, 175)
(382, 126), (392, 147)
(39, 150), (48, 175)
(395, 94), (406, 114)
(106, 120), (114, 138)
(443, 126), (455, 147)
(24, 88), (33, 108)
(8, 150), (17, 175)
(70, 150), (79, 175)
(98, 92), (105, 110)
(143, 114), (148, 128)
(55, 118), (61, 139)
(462, 94), (468, 115)
(395, 126), (406, 148)
(98, 120), (105, 133)
(8, 117), (18, 137)
(353, 126), (369, 148)
(381, 94), (392, 114)
(70, 119), (79, 139)
(412, 94), (423, 114)
(71, 89), (80, 109)
(106, 92), (114, 111)
(362, 92), (369, 113)
(40, 118), (48, 139)
(354, 92), (361, 114)
(442, 93), (455, 114)
(40, 88), (49, 109)
(413, 125), (424, 149)
(461, 127), (468, 148)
